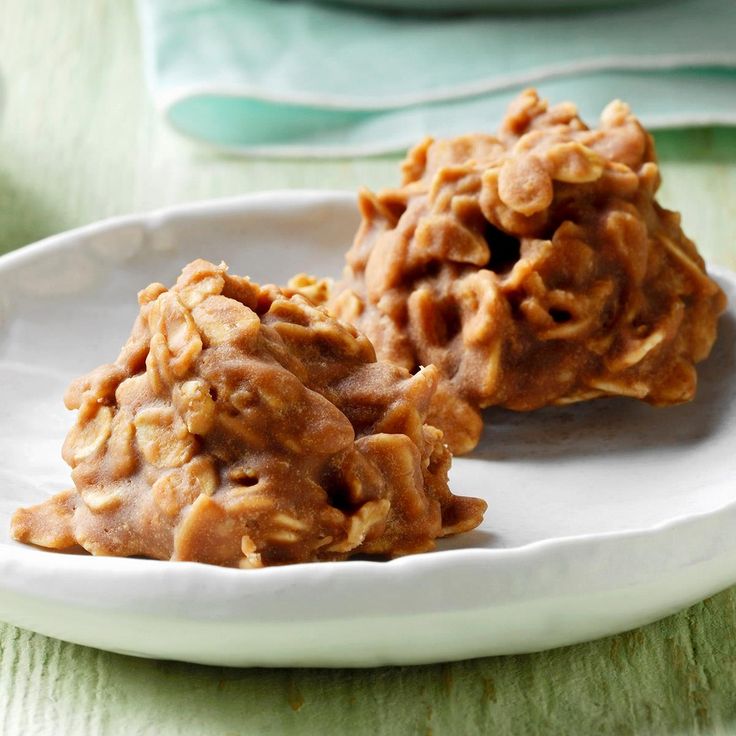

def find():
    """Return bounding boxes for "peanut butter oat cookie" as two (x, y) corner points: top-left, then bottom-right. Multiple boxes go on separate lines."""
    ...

(331, 90), (727, 454)
(12, 260), (485, 567)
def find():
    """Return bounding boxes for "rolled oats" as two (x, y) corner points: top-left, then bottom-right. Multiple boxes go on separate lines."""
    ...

(12, 259), (485, 566)
(331, 89), (727, 454)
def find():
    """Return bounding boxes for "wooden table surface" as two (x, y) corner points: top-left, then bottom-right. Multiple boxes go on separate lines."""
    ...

(1, 2), (736, 734)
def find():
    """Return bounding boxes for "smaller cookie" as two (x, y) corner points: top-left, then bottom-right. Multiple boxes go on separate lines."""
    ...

(332, 90), (727, 454)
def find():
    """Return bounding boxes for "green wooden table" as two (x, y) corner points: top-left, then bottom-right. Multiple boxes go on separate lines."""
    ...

(1, 2), (736, 734)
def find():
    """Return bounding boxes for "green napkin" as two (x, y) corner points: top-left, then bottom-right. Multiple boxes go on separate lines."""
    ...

(137, 0), (736, 156)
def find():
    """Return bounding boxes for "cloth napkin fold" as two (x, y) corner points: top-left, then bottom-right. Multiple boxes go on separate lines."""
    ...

(137, 0), (736, 156)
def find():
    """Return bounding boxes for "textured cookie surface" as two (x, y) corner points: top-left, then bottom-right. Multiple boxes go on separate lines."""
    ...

(332, 90), (727, 454)
(12, 260), (485, 567)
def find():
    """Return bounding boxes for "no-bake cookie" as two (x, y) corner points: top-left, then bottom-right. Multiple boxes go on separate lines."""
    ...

(12, 260), (486, 567)
(331, 90), (727, 454)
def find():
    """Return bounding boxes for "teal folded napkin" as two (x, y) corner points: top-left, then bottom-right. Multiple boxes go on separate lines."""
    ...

(137, 0), (736, 156)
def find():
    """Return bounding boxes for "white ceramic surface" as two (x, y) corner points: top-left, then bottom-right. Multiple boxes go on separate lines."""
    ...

(0, 191), (735, 668)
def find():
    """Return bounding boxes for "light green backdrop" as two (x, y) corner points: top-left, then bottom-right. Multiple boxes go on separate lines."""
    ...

(1, 2), (736, 734)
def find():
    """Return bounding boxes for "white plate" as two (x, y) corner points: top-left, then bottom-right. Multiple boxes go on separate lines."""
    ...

(0, 191), (734, 668)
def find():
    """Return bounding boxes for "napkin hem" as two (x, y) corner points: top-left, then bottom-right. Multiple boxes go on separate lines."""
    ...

(155, 52), (736, 112)
(161, 103), (736, 158)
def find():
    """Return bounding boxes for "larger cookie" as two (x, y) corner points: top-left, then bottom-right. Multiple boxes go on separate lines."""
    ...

(12, 260), (485, 567)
